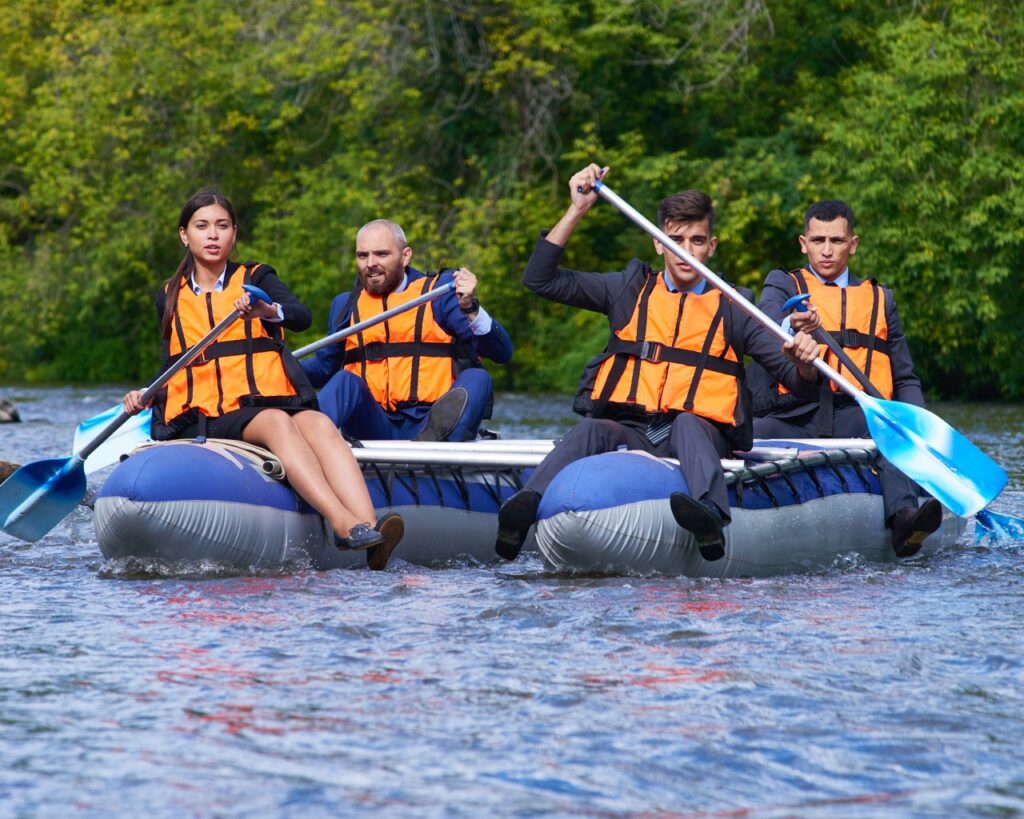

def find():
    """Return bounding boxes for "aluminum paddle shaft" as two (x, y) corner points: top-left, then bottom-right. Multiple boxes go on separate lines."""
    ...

(292, 281), (456, 358)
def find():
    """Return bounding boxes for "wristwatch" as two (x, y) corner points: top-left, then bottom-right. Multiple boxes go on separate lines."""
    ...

(460, 297), (480, 314)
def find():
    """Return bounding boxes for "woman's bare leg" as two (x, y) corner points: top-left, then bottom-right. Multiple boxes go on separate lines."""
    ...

(242, 409), (367, 536)
(292, 410), (376, 523)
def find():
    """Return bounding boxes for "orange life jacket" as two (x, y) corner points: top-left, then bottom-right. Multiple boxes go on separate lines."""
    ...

(342, 276), (465, 411)
(781, 268), (893, 399)
(163, 264), (303, 423)
(588, 274), (743, 426)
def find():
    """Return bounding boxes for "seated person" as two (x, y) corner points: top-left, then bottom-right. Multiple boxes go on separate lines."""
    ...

(123, 191), (403, 569)
(302, 220), (513, 442)
(747, 199), (942, 557)
(495, 165), (820, 562)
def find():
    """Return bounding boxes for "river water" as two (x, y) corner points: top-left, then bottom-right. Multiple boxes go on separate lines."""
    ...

(1, 386), (1022, 817)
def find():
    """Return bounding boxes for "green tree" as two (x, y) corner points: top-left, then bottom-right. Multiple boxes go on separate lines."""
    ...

(801, 1), (1024, 397)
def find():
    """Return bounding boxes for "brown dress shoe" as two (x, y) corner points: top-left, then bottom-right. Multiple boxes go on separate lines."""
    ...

(367, 513), (405, 570)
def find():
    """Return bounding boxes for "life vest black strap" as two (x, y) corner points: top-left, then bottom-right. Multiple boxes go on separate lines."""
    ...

(825, 329), (890, 354)
(625, 274), (660, 404)
(865, 279), (880, 381)
(682, 299), (729, 410)
(603, 337), (742, 376)
(342, 340), (458, 365)
(241, 265), (259, 399)
(408, 273), (446, 403)
(167, 336), (283, 367)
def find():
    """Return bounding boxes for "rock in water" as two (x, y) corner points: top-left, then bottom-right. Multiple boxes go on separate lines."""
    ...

(0, 398), (20, 423)
(0, 460), (19, 482)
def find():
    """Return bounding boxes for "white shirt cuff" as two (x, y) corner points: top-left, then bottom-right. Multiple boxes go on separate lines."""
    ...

(468, 306), (493, 335)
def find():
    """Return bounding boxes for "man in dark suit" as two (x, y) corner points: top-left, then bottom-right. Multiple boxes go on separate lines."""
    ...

(494, 164), (821, 562)
(747, 200), (942, 557)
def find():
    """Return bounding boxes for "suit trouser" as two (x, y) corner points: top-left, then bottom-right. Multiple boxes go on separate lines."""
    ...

(522, 413), (734, 522)
(752, 404), (918, 522)
(316, 368), (493, 442)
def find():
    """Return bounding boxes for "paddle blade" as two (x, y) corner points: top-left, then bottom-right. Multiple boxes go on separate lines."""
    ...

(0, 457), (86, 542)
(73, 405), (152, 474)
(860, 395), (1007, 517)
(975, 508), (1024, 544)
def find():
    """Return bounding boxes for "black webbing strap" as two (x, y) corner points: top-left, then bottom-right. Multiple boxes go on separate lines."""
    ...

(343, 340), (456, 365)
(603, 337), (742, 376)
(625, 274), (659, 403)
(682, 298), (729, 411)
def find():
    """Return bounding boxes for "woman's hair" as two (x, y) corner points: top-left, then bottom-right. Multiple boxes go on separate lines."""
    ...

(161, 190), (237, 338)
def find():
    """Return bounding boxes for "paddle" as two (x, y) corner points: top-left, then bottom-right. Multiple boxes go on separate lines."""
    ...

(782, 293), (1024, 541)
(0, 284), (273, 542)
(291, 280), (456, 358)
(592, 180), (1007, 517)
(72, 279), (459, 473)
(976, 508), (1024, 543)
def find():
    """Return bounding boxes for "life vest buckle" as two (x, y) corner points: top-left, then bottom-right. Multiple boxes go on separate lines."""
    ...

(363, 341), (386, 362)
(639, 341), (663, 364)
(190, 349), (211, 367)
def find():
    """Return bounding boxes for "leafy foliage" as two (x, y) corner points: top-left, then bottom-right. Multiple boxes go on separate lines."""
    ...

(1, 0), (1020, 397)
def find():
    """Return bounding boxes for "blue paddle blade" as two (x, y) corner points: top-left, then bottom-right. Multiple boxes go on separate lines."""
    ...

(975, 508), (1024, 544)
(73, 405), (152, 474)
(859, 394), (1007, 517)
(0, 456), (87, 542)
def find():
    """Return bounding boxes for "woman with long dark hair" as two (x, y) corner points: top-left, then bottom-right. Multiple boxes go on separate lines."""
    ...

(123, 190), (402, 566)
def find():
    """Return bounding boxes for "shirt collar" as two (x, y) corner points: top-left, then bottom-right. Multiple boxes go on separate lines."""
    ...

(807, 264), (850, 288)
(190, 265), (228, 294)
(662, 271), (707, 295)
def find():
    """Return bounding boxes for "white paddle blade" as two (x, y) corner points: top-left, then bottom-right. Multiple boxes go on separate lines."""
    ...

(72, 405), (153, 474)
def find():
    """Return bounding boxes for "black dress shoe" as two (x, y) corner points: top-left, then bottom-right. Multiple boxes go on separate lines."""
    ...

(335, 522), (385, 551)
(890, 498), (942, 558)
(414, 387), (469, 442)
(669, 493), (726, 562)
(495, 489), (541, 560)
(367, 513), (405, 570)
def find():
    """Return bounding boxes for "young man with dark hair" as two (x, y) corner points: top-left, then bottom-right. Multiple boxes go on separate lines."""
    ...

(748, 199), (942, 557)
(495, 164), (822, 562)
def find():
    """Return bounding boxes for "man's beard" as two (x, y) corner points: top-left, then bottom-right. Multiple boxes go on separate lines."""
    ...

(362, 265), (403, 296)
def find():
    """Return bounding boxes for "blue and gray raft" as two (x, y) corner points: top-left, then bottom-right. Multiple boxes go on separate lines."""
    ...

(93, 437), (965, 575)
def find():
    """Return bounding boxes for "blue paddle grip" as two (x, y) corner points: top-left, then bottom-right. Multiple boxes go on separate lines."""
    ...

(242, 284), (272, 305)
(781, 293), (812, 313)
(576, 177), (607, 194)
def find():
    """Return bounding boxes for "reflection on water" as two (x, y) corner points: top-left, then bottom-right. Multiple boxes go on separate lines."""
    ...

(2, 386), (1024, 816)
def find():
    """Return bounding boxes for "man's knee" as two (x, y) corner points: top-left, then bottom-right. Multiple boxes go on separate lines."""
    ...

(318, 371), (372, 420)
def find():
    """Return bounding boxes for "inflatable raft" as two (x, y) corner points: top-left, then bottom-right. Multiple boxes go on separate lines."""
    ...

(536, 441), (965, 577)
(93, 437), (965, 574)
(94, 438), (532, 570)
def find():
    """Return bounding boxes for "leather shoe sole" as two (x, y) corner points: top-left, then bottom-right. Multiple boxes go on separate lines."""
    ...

(367, 513), (405, 571)
(891, 498), (942, 558)
(414, 387), (469, 442)
(669, 492), (726, 562)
